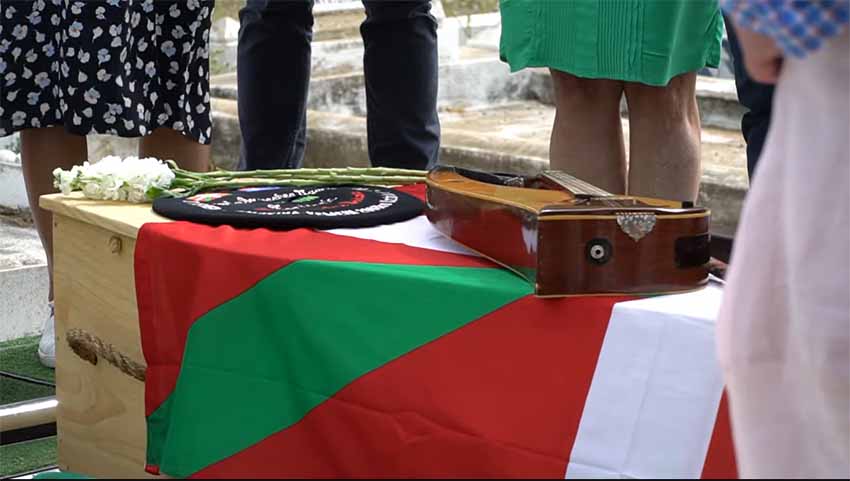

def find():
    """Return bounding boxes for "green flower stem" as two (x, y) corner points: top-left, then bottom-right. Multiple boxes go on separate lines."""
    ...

(182, 166), (427, 180)
(164, 175), (425, 199)
(191, 176), (424, 189)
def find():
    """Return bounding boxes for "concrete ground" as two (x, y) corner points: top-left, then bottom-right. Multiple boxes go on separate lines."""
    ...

(0, 216), (48, 342)
(208, 78), (748, 236)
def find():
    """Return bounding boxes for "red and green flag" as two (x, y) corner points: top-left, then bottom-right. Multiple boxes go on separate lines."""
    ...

(135, 185), (736, 479)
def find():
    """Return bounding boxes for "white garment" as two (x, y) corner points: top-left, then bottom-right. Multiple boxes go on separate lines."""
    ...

(717, 31), (850, 478)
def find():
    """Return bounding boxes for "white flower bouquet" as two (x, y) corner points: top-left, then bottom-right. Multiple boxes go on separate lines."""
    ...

(53, 156), (427, 203)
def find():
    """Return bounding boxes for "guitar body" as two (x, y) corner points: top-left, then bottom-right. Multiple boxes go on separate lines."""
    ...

(425, 166), (710, 296)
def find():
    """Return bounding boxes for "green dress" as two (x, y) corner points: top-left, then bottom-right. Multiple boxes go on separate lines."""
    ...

(499, 0), (724, 86)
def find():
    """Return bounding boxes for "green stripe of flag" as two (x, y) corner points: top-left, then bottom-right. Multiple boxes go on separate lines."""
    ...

(148, 260), (532, 476)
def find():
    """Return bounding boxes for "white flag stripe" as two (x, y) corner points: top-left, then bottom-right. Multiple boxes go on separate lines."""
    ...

(327, 215), (477, 256)
(328, 215), (726, 477)
(565, 286), (726, 479)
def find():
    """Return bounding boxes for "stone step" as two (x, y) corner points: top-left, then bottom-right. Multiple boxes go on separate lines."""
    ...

(313, 8), (366, 42)
(0, 218), (48, 342)
(211, 56), (746, 133)
(1, 154), (27, 211)
(0, 265), (49, 342)
(210, 97), (746, 237)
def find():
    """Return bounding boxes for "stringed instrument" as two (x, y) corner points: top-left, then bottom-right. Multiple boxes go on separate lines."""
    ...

(424, 166), (711, 296)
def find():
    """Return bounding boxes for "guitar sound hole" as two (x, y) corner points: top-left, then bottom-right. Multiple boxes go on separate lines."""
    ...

(586, 238), (612, 265)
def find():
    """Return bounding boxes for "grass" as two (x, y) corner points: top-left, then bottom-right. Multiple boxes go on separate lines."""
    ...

(0, 336), (55, 405)
(0, 437), (57, 478)
(0, 337), (58, 477)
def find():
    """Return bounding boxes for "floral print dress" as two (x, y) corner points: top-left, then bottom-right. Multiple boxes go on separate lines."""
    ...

(0, 0), (214, 145)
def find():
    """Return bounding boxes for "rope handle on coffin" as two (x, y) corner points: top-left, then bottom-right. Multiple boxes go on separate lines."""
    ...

(66, 329), (146, 382)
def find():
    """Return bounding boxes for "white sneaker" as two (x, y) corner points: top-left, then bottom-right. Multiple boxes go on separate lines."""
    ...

(38, 302), (56, 369)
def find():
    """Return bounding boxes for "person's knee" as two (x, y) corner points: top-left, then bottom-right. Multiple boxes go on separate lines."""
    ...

(626, 74), (697, 122)
(550, 70), (621, 108)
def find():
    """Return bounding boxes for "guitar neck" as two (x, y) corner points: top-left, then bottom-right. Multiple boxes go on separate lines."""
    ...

(541, 171), (612, 197)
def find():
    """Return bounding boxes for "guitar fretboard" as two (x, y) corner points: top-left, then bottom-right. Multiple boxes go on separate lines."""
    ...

(542, 171), (611, 197)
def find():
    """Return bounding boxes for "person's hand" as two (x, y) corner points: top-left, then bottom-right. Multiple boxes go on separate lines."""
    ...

(733, 25), (784, 84)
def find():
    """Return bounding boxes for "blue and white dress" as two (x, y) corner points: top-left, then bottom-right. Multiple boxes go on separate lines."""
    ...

(0, 0), (214, 144)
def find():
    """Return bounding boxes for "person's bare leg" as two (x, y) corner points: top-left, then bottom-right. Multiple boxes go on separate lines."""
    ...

(624, 72), (701, 202)
(138, 128), (210, 172)
(20, 127), (88, 301)
(549, 69), (626, 194)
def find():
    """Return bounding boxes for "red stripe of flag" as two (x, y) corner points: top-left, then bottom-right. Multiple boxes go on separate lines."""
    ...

(701, 391), (738, 478)
(194, 295), (629, 478)
(136, 183), (487, 416)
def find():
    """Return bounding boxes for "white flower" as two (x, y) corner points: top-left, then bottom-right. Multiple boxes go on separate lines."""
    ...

(68, 21), (83, 38)
(82, 181), (105, 199)
(161, 41), (176, 57)
(83, 88), (100, 104)
(53, 166), (80, 195)
(12, 25), (28, 40)
(128, 186), (148, 203)
(52, 156), (175, 203)
(35, 72), (50, 89)
(11, 111), (26, 126)
(107, 103), (123, 115)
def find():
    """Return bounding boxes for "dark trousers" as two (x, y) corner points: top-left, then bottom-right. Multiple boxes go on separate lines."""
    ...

(724, 15), (775, 180)
(237, 0), (441, 171)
